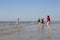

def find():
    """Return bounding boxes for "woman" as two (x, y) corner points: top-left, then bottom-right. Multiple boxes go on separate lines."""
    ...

(46, 16), (50, 27)
(46, 16), (51, 31)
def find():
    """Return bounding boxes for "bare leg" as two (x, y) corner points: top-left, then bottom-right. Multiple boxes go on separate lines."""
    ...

(38, 22), (40, 32)
(42, 24), (44, 31)
(16, 24), (20, 32)
(47, 22), (51, 31)
(46, 28), (51, 40)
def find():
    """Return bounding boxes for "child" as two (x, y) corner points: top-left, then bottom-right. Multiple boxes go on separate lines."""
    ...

(41, 19), (44, 31)
(38, 18), (40, 22)
(16, 18), (19, 25)
(37, 18), (40, 32)
(16, 18), (20, 31)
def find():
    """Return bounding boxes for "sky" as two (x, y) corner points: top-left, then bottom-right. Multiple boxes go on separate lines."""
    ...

(0, 0), (60, 21)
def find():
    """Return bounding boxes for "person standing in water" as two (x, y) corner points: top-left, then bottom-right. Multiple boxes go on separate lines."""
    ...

(46, 16), (51, 30)
(38, 18), (40, 22)
(16, 18), (20, 31)
(46, 16), (50, 27)
(41, 19), (44, 31)
(16, 18), (19, 25)
(37, 18), (40, 32)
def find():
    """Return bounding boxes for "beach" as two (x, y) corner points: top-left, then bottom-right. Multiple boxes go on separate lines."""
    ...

(0, 22), (60, 40)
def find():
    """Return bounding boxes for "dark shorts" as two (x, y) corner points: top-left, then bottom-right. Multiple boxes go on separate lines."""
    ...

(41, 22), (44, 24)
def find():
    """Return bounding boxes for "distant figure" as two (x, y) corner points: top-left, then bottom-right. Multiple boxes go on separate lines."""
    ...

(38, 18), (40, 22)
(41, 19), (44, 31)
(16, 18), (20, 31)
(37, 18), (40, 32)
(46, 16), (50, 27)
(46, 16), (51, 31)
(41, 19), (44, 24)
(16, 18), (19, 25)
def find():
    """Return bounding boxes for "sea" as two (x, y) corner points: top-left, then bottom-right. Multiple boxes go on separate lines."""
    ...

(0, 21), (60, 40)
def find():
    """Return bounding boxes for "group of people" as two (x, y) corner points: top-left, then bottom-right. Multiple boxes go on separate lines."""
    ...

(38, 16), (51, 31)
(16, 16), (51, 31)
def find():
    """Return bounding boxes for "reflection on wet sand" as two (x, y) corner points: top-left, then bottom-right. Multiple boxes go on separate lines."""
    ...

(15, 24), (20, 32)
(46, 28), (51, 40)
(0, 28), (6, 31)
(15, 24), (20, 40)
(0, 25), (20, 37)
(17, 30), (20, 40)
(0, 31), (16, 37)
(0, 22), (56, 40)
(47, 25), (52, 31)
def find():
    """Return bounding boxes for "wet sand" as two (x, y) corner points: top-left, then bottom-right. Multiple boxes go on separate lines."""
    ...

(0, 24), (60, 40)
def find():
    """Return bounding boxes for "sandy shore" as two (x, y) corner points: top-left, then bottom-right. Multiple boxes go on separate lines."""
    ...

(0, 24), (60, 40)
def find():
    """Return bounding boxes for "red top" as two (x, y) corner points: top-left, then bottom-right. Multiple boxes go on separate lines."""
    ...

(46, 16), (50, 22)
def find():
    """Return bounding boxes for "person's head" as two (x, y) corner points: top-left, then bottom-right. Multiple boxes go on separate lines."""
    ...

(47, 16), (49, 17)
(38, 18), (40, 22)
(41, 19), (44, 21)
(17, 18), (19, 20)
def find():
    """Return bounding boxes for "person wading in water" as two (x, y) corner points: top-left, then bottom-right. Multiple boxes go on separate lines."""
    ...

(46, 16), (51, 31)
(41, 19), (44, 31)
(38, 18), (41, 32)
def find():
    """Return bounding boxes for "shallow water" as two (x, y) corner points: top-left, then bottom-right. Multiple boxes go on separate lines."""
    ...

(0, 22), (60, 40)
